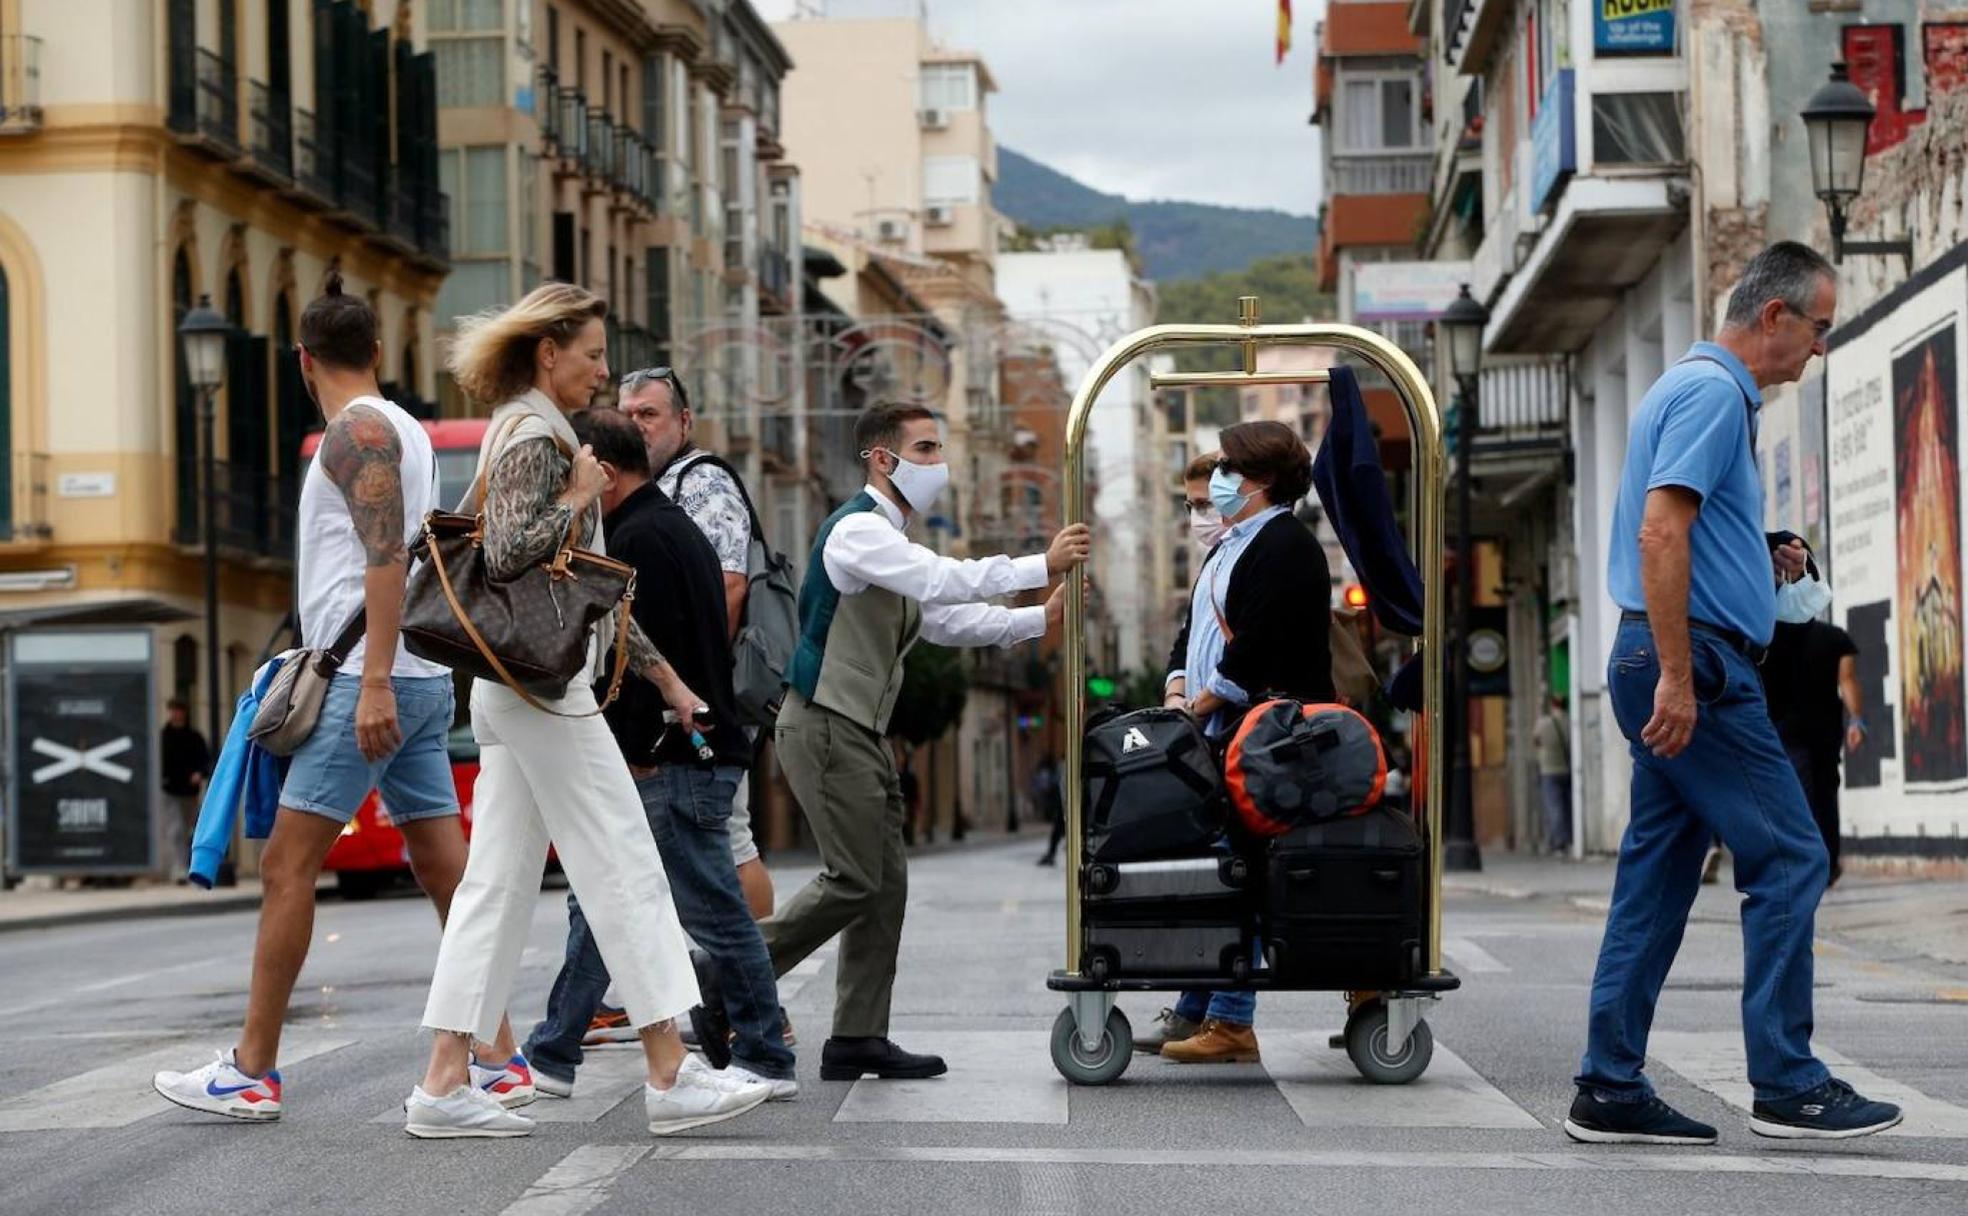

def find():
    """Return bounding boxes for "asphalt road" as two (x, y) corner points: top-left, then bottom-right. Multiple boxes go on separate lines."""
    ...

(1, 838), (1965, 1216)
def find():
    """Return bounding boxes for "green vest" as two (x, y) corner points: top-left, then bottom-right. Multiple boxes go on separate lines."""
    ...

(786, 492), (924, 734)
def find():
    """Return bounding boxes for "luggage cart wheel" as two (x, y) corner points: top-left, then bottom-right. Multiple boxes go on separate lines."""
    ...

(1050, 1006), (1132, 1086)
(1343, 1005), (1433, 1085)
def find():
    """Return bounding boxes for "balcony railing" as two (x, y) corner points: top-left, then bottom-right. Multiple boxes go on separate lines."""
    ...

(174, 458), (297, 560)
(759, 245), (792, 302)
(613, 124), (643, 197)
(1328, 152), (1432, 195)
(0, 34), (43, 134)
(419, 190), (450, 260)
(195, 49), (240, 151)
(339, 133), (378, 220)
(387, 167), (419, 245)
(248, 81), (293, 179)
(536, 65), (560, 145)
(293, 108), (337, 203)
(1475, 359), (1568, 442)
(556, 87), (589, 168)
(586, 110), (616, 183)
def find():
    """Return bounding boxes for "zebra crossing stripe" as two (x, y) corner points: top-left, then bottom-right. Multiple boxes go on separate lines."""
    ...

(1649, 1030), (1968, 1138)
(1263, 1031), (1543, 1129)
(499, 1144), (650, 1216)
(833, 1032), (1067, 1125)
(1441, 938), (1509, 974)
(0, 1034), (354, 1132)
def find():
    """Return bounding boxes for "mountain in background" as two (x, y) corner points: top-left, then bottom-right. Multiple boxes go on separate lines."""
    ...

(995, 147), (1317, 282)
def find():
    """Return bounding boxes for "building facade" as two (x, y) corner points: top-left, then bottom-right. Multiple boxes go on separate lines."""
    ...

(0, 0), (445, 851)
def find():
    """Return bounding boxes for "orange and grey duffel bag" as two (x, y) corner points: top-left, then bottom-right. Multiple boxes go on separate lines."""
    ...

(1224, 700), (1387, 837)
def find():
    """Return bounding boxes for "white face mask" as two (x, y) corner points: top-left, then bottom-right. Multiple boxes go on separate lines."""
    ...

(867, 447), (949, 513)
(1775, 572), (1834, 624)
(1190, 510), (1225, 549)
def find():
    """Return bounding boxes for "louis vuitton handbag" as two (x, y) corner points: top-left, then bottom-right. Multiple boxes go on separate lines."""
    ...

(400, 417), (636, 715)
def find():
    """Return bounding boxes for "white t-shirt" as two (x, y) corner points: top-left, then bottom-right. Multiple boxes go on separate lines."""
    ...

(294, 395), (447, 679)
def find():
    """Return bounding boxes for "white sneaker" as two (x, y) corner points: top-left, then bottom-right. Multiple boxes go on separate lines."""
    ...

(468, 1052), (537, 1109)
(645, 1055), (772, 1135)
(153, 1050), (283, 1121)
(533, 1070), (574, 1099)
(404, 1084), (535, 1139)
(723, 1062), (799, 1102)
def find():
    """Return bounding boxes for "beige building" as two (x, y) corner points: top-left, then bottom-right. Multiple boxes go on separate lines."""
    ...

(0, 0), (445, 787)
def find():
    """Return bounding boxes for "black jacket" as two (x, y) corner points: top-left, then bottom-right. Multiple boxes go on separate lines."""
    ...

(1166, 510), (1335, 708)
(600, 482), (749, 768)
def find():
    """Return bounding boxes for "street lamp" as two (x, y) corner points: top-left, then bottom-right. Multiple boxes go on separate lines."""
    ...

(1437, 284), (1487, 873)
(178, 295), (229, 760)
(1801, 61), (1911, 272)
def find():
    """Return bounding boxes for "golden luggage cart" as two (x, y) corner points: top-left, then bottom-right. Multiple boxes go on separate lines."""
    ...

(1046, 298), (1460, 1086)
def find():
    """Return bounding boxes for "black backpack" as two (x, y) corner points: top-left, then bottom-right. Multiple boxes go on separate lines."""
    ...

(1082, 707), (1226, 863)
(671, 453), (800, 728)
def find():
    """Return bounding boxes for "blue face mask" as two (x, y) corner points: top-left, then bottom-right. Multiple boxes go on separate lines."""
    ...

(1208, 466), (1257, 518)
(1775, 573), (1834, 624)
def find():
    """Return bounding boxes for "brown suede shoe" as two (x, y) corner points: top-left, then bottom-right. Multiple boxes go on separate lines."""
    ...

(1160, 1019), (1260, 1064)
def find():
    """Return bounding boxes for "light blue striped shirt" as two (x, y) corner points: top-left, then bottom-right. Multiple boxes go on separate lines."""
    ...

(1172, 505), (1288, 738)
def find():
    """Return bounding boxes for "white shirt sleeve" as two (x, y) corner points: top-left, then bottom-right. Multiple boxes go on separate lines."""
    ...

(921, 603), (1049, 649)
(822, 512), (1049, 604)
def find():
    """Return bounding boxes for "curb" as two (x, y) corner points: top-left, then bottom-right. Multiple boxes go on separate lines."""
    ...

(0, 889), (267, 936)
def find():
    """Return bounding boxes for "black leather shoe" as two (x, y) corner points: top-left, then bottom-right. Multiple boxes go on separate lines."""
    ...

(819, 1037), (948, 1081)
(687, 949), (731, 1070)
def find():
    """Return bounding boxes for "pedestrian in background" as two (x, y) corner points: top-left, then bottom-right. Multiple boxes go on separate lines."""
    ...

(1033, 755), (1065, 866)
(158, 698), (209, 884)
(1534, 694), (1573, 855)
(1760, 617), (1863, 888)
(1567, 241), (1900, 1147)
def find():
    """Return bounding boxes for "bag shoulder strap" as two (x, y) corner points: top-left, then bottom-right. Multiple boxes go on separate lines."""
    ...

(1208, 559), (1233, 642)
(326, 609), (368, 665)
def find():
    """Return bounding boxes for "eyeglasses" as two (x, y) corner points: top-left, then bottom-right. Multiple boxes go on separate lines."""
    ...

(1185, 500), (1214, 515)
(1783, 303), (1834, 339)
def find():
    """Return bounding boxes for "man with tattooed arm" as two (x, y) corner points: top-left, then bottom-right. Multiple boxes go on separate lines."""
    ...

(154, 273), (528, 1122)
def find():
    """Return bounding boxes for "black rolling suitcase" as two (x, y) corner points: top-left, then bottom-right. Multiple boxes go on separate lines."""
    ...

(1263, 805), (1423, 988)
(1082, 855), (1256, 980)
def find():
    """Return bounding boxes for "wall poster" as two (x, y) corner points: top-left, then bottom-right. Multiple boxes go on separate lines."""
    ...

(1892, 320), (1966, 783)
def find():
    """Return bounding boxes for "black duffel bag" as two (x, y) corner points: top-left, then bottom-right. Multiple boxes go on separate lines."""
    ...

(1082, 707), (1225, 863)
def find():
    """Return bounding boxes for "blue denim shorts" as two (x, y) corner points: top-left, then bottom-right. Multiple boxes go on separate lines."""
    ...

(280, 674), (460, 825)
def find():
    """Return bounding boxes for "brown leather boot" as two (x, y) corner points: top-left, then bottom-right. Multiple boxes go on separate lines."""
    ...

(1160, 1019), (1260, 1064)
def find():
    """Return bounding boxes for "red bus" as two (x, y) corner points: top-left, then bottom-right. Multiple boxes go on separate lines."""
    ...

(300, 418), (494, 899)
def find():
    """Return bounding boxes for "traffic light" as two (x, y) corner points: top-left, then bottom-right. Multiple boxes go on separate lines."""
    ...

(1086, 675), (1116, 698)
(1343, 584), (1369, 609)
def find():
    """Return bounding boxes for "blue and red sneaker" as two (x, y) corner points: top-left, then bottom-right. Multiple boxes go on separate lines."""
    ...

(153, 1050), (283, 1121)
(468, 1052), (537, 1109)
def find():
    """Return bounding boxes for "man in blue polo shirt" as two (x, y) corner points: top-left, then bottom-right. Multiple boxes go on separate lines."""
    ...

(1564, 242), (1902, 1146)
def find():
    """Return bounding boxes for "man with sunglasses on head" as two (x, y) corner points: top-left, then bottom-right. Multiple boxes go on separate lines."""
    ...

(752, 403), (1089, 1080)
(1567, 241), (1900, 1147)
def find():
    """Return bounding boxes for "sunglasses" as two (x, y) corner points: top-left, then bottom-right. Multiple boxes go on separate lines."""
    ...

(619, 366), (691, 410)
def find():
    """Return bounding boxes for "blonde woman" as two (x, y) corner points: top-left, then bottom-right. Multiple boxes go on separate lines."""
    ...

(405, 284), (770, 1138)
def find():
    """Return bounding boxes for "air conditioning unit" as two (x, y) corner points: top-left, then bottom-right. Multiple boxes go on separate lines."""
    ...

(918, 107), (950, 130)
(875, 218), (907, 242)
(924, 205), (954, 227)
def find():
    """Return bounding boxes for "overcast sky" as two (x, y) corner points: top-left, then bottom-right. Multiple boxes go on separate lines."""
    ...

(752, 0), (1326, 216)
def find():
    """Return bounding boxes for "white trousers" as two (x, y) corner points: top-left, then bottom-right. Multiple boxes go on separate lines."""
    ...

(420, 678), (698, 1041)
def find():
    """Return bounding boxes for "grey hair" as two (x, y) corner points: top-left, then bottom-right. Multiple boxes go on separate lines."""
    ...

(1722, 241), (1835, 330)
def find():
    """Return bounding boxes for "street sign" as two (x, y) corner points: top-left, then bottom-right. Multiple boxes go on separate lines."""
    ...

(5, 629), (156, 875)
(1595, 0), (1675, 56)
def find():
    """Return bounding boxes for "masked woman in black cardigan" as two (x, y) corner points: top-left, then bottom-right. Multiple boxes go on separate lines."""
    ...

(1139, 421), (1333, 1064)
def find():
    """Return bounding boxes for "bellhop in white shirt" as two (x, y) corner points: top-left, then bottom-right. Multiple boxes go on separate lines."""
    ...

(754, 405), (1091, 1082)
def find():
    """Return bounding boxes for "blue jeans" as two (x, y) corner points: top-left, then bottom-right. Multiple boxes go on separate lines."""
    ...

(525, 765), (794, 1081)
(1576, 618), (1831, 1104)
(1175, 989), (1256, 1027)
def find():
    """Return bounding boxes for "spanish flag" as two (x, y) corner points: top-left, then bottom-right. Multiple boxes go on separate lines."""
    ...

(1277, 0), (1292, 64)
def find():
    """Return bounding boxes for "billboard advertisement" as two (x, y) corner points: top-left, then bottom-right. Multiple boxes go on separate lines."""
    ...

(1823, 260), (1968, 836)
